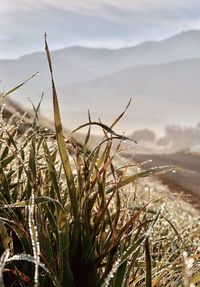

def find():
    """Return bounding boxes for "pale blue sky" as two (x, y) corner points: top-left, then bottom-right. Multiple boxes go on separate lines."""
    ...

(1, 0), (200, 58)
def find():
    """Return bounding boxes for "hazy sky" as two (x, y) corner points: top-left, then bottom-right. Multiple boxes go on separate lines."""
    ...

(1, 0), (200, 58)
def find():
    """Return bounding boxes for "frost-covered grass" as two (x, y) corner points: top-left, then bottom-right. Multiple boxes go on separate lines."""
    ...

(0, 39), (199, 286)
(127, 175), (200, 286)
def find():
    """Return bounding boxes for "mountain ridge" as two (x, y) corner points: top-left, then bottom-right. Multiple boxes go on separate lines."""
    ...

(1, 29), (200, 134)
(4, 29), (200, 61)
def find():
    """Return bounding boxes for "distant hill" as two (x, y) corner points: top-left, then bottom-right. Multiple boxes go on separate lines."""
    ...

(1, 30), (200, 134)
(2, 30), (200, 84)
(54, 58), (200, 132)
(53, 30), (200, 71)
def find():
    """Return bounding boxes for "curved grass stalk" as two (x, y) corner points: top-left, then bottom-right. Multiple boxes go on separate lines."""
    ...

(28, 192), (40, 287)
(0, 249), (10, 287)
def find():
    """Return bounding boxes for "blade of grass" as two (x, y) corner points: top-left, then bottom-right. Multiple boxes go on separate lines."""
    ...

(0, 249), (10, 287)
(6, 254), (61, 287)
(106, 165), (177, 194)
(45, 34), (78, 220)
(145, 237), (152, 287)
(3, 73), (39, 98)
(110, 98), (132, 129)
(71, 121), (137, 144)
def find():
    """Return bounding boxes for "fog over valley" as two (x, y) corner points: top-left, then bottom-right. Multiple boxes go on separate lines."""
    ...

(1, 30), (200, 151)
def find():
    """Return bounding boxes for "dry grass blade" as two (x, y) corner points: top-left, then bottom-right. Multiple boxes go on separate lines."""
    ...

(0, 249), (9, 287)
(145, 237), (152, 287)
(110, 98), (132, 129)
(106, 165), (177, 194)
(28, 193), (40, 287)
(71, 121), (137, 143)
(6, 254), (61, 287)
(1, 196), (64, 209)
(3, 72), (39, 98)
(45, 34), (78, 220)
(191, 273), (200, 285)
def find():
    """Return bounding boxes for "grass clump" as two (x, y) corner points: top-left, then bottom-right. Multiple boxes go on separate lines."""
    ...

(0, 38), (199, 286)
